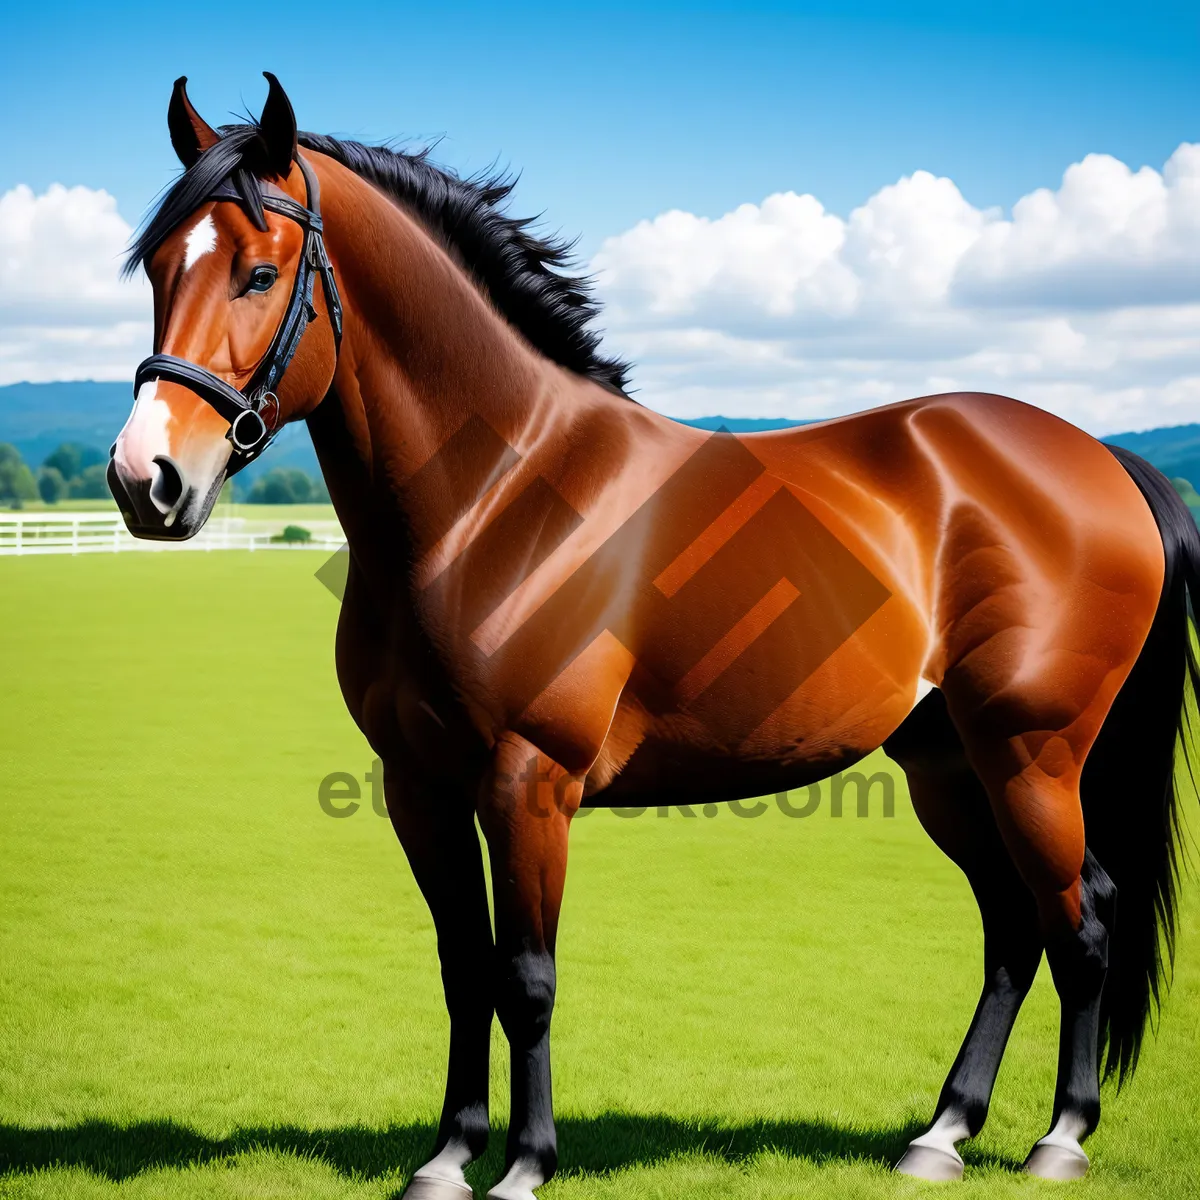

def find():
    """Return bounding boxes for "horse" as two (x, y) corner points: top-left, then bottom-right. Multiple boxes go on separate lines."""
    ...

(109, 74), (1198, 1197)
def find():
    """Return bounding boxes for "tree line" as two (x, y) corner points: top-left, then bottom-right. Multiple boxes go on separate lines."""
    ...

(0, 442), (110, 506)
(0, 443), (330, 507)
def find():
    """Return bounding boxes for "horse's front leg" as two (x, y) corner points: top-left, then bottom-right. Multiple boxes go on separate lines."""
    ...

(478, 733), (580, 1200)
(389, 765), (496, 1200)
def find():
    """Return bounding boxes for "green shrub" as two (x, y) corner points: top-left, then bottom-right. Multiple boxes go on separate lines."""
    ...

(271, 524), (313, 544)
(246, 467), (329, 504)
(0, 443), (37, 504)
(42, 442), (105, 484)
(68, 463), (112, 500)
(1171, 477), (1200, 507)
(37, 466), (66, 504)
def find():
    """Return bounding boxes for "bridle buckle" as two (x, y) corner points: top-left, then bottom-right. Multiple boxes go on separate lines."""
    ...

(228, 408), (270, 453)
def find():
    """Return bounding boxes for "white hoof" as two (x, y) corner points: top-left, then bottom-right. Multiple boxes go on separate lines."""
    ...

(896, 1109), (970, 1180)
(1024, 1141), (1090, 1181)
(402, 1176), (474, 1199)
(486, 1160), (544, 1200)
(895, 1143), (965, 1181)
(1024, 1111), (1090, 1180)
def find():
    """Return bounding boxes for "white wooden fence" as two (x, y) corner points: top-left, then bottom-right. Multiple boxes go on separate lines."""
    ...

(0, 512), (345, 556)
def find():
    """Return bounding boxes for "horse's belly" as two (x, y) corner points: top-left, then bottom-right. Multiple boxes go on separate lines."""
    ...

(587, 594), (930, 806)
(585, 739), (877, 808)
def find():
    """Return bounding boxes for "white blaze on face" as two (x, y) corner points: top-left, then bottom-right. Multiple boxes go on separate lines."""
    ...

(114, 380), (173, 478)
(183, 213), (217, 270)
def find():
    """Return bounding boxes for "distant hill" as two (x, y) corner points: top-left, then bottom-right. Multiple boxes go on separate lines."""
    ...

(5, 381), (1200, 496)
(0, 382), (130, 467)
(678, 416), (809, 432)
(1101, 424), (1200, 493)
(0, 380), (320, 490)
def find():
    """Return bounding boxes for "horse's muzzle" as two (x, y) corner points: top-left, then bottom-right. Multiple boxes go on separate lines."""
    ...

(107, 448), (213, 541)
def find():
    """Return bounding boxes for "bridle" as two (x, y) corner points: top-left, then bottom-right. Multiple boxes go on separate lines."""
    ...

(133, 153), (343, 475)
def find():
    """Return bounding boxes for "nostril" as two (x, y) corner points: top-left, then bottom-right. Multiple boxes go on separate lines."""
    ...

(149, 455), (187, 517)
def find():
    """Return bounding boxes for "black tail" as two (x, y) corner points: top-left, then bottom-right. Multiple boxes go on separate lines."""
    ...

(1084, 444), (1200, 1083)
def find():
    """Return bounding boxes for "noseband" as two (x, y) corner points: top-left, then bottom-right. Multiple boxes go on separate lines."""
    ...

(133, 154), (343, 474)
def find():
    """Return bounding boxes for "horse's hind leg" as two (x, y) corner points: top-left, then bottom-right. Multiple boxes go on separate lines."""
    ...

(1021, 848), (1116, 1179)
(954, 688), (1119, 1181)
(886, 693), (1043, 1180)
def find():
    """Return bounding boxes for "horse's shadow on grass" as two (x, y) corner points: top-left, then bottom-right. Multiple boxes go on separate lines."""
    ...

(0, 1112), (1022, 1190)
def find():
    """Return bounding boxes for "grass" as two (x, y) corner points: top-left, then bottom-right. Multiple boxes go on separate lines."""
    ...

(1, 552), (1198, 1199)
(213, 502), (339, 525)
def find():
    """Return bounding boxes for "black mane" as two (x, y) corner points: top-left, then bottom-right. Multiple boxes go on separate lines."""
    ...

(126, 125), (631, 394)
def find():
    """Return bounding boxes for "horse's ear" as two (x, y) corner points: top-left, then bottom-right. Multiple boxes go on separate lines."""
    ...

(258, 72), (298, 179)
(168, 77), (220, 167)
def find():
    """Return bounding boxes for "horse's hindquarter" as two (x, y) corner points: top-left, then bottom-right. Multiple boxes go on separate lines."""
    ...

(893, 394), (1163, 757)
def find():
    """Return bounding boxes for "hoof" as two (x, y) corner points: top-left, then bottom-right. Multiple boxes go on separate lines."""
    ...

(1024, 1141), (1089, 1181)
(402, 1176), (475, 1200)
(486, 1163), (543, 1200)
(895, 1144), (965, 1181)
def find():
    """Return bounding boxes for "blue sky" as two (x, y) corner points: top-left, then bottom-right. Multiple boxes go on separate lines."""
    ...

(3, 1), (1197, 253)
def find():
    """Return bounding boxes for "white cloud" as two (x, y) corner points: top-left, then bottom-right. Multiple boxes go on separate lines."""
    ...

(595, 193), (856, 323)
(0, 184), (150, 383)
(592, 144), (1200, 434)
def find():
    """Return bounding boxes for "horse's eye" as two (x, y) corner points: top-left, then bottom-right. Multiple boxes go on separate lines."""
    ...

(245, 265), (277, 295)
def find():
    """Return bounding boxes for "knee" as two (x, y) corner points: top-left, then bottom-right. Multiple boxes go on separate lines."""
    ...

(977, 882), (1042, 993)
(1082, 849), (1117, 934)
(1048, 919), (1108, 993)
(443, 972), (494, 1026)
(983, 913), (1043, 994)
(1046, 873), (1115, 1002)
(989, 950), (1041, 998)
(1073, 852), (1116, 975)
(495, 949), (556, 1045)
(440, 949), (496, 1023)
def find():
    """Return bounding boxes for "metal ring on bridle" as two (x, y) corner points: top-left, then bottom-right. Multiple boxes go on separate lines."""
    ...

(229, 408), (270, 453)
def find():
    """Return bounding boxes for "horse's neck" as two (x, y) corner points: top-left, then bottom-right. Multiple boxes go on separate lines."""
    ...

(308, 168), (563, 567)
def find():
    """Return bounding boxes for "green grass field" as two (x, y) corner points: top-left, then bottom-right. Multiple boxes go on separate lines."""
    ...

(2, 553), (1198, 1199)
(212, 503), (340, 526)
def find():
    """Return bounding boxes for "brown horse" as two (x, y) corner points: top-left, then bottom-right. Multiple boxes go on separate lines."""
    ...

(110, 75), (1197, 1196)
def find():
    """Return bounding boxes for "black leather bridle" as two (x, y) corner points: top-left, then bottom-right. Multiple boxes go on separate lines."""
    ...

(133, 153), (343, 475)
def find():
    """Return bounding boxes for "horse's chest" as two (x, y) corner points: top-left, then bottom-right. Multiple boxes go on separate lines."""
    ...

(338, 588), (488, 781)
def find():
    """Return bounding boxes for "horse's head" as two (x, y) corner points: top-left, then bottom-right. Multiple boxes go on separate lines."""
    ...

(110, 74), (339, 539)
